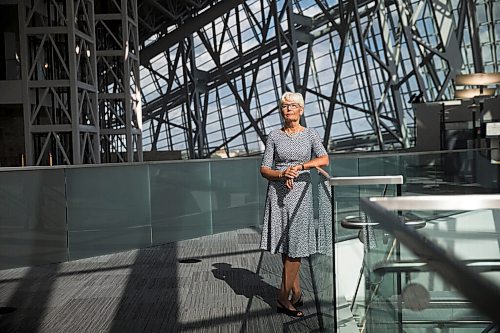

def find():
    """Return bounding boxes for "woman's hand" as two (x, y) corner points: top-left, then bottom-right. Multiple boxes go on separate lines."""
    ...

(283, 166), (299, 179)
(284, 165), (301, 189)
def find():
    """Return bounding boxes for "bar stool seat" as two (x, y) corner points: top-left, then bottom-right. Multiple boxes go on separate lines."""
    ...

(400, 213), (426, 229)
(341, 215), (378, 229)
(341, 213), (426, 230)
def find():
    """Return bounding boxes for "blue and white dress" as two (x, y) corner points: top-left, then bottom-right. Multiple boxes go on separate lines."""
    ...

(260, 127), (331, 258)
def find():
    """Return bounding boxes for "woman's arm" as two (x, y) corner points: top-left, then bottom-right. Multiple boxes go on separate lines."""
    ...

(260, 166), (283, 181)
(260, 166), (299, 181)
(300, 154), (329, 171)
(261, 155), (328, 187)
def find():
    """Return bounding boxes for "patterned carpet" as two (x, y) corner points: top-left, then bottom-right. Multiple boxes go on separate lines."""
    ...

(0, 227), (357, 333)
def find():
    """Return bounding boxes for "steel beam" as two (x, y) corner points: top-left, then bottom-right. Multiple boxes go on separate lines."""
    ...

(97, 0), (142, 163)
(19, 0), (99, 166)
(138, 0), (494, 158)
(140, 0), (246, 66)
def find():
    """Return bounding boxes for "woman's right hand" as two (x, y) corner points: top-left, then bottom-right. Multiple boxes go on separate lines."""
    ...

(283, 166), (299, 179)
(283, 166), (299, 189)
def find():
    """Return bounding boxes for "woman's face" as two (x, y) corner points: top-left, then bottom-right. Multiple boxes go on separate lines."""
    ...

(280, 97), (303, 122)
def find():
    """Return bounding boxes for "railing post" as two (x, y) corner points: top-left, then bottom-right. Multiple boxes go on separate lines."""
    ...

(331, 183), (338, 332)
(396, 183), (403, 333)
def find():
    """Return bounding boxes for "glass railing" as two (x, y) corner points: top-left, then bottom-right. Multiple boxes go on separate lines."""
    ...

(321, 148), (500, 332)
(331, 148), (500, 242)
(1, 148), (500, 333)
(310, 174), (403, 332)
(0, 158), (266, 269)
(358, 195), (500, 332)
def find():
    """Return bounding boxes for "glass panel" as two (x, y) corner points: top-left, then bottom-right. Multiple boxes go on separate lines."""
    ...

(358, 155), (386, 176)
(0, 169), (67, 269)
(363, 226), (401, 332)
(401, 152), (441, 194)
(398, 150), (499, 221)
(149, 161), (211, 245)
(66, 164), (151, 260)
(474, 150), (499, 191)
(331, 157), (360, 199)
(327, 161), (406, 331)
(361, 206), (500, 332)
(211, 158), (261, 234)
(331, 156), (359, 177)
(257, 159), (268, 228)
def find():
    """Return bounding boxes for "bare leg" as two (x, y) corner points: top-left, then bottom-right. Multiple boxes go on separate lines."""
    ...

(281, 254), (302, 303)
(291, 273), (301, 303)
(278, 255), (302, 312)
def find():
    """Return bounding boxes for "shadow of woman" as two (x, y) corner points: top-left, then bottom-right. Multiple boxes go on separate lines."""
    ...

(212, 263), (278, 309)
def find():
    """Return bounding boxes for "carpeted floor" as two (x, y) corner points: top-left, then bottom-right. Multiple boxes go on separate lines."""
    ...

(0, 227), (357, 333)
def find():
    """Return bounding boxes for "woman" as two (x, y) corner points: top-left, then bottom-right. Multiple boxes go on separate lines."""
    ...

(260, 92), (329, 317)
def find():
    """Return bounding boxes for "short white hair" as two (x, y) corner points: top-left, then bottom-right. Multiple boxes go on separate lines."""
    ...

(279, 92), (304, 108)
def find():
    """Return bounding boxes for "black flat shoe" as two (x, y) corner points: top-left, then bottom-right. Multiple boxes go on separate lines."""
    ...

(277, 300), (304, 317)
(292, 295), (303, 307)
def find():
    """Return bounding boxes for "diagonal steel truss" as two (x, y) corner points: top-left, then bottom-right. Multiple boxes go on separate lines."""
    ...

(17, 1), (498, 163)
(139, 0), (497, 158)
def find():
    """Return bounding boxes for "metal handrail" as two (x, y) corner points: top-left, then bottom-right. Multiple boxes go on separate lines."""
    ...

(360, 195), (500, 324)
(373, 259), (500, 274)
(367, 194), (500, 210)
(329, 175), (404, 186)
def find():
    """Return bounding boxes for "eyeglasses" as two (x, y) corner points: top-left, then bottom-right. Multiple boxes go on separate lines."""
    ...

(280, 103), (301, 110)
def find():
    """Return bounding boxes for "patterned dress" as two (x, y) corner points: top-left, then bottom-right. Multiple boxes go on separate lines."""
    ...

(260, 127), (329, 258)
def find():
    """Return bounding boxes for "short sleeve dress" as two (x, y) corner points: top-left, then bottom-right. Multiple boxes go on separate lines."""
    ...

(260, 127), (329, 258)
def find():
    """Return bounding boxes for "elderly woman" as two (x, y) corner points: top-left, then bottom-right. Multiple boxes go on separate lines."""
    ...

(260, 92), (329, 317)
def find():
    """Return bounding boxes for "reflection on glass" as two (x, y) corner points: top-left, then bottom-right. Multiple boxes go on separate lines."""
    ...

(361, 201), (500, 331)
(0, 169), (67, 269)
(150, 162), (212, 245)
(211, 158), (260, 234)
(66, 164), (151, 259)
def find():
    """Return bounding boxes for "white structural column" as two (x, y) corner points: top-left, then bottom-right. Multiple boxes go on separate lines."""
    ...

(96, 0), (142, 163)
(19, 0), (100, 165)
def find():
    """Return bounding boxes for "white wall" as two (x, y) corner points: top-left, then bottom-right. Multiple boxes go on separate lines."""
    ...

(336, 238), (365, 302)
